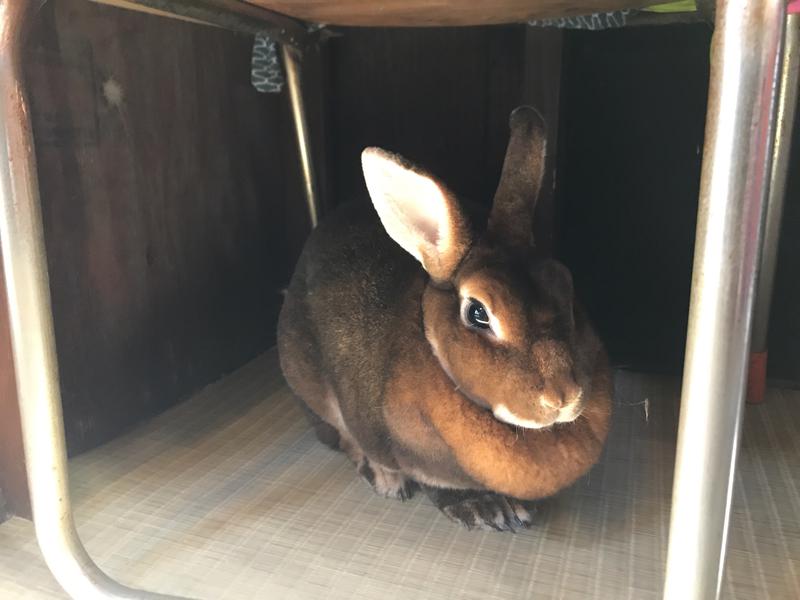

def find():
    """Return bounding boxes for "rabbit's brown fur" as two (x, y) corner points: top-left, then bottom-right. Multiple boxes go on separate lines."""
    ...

(278, 107), (612, 530)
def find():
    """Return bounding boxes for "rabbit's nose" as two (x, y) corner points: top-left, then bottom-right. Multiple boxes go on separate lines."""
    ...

(539, 381), (582, 409)
(539, 394), (564, 410)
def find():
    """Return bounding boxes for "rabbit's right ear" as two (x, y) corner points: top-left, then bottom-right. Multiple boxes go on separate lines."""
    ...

(362, 148), (472, 283)
(488, 106), (547, 253)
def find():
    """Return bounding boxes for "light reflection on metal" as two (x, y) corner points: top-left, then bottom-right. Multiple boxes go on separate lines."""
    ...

(663, 0), (786, 599)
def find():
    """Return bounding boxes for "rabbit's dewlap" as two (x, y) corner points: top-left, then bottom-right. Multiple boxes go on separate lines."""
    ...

(278, 106), (612, 527)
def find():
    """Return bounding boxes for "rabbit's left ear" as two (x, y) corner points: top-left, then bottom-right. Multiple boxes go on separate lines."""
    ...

(362, 147), (472, 283)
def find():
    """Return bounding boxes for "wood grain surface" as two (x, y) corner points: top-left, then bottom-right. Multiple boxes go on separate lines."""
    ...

(19, 0), (308, 456)
(248, 0), (655, 26)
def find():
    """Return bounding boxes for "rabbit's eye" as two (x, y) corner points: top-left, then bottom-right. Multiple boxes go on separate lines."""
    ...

(465, 299), (491, 330)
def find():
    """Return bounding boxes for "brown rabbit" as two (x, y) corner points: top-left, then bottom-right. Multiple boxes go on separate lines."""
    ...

(277, 106), (612, 531)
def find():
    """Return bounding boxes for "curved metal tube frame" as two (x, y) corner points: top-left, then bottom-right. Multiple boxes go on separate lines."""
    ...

(663, 0), (786, 598)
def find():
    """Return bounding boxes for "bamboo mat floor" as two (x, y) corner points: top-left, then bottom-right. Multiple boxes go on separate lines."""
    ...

(0, 349), (798, 599)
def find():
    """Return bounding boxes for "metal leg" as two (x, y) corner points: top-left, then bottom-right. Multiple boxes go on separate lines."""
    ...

(282, 44), (321, 229)
(747, 12), (800, 404)
(663, 0), (786, 598)
(0, 3), (188, 598)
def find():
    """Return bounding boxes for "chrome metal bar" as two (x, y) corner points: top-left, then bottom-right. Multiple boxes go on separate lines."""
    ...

(751, 13), (800, 353)
(282, 43), (320, 229)
(90, 0), (310, 48)
(663, 0), (786, 598)
(0, 2), (189, 598)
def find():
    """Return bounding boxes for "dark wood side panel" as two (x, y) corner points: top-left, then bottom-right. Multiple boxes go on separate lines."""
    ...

(11, 0), (306, 457)
(0, 264), (29, 520)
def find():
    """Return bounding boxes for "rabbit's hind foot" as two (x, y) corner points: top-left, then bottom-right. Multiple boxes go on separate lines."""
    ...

(426, 488), (536, 532)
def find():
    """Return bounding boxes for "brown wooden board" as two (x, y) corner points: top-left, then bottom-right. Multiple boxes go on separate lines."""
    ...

(249, 0), (656, 26)
(18, 0), (308, 456)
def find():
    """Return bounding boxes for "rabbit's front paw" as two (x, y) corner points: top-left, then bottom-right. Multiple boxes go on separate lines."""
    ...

(427, 488), (535, 532)
(357, 458), (418, 501)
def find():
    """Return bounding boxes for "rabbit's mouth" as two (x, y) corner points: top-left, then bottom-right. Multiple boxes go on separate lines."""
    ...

(492, 404), (557, 430)
(449, 380), (584, 430)
(491, 402), (584, 430)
